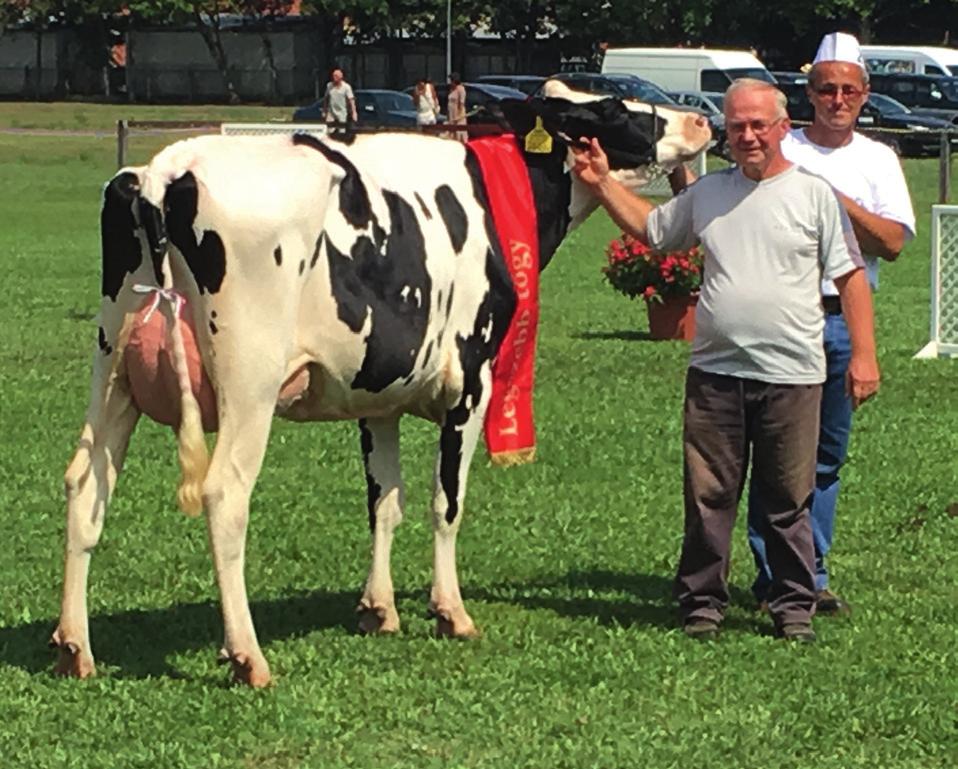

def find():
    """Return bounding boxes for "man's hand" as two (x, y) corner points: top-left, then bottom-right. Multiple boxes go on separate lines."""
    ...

(571, 137), (610, 188)
(846, 353), (879, 409)
(834, 268), (879, 410)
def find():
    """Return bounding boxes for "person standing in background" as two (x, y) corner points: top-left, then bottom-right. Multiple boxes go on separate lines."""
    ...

(746, 32), (915, 617)
(447, 72), (467, 140)
(323, 67), (357, 127)
(414, 77), (440, 127)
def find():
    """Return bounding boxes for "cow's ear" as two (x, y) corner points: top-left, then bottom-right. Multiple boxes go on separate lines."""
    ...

(498, 98), (542, 137)
(501, 98), (571, 158)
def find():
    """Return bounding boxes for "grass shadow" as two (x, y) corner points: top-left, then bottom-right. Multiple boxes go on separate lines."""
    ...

(574, 329), (654, 342)
(0, 588), (364, 680)
(1, 573), (767, 681)
(470, 569), (764, 634)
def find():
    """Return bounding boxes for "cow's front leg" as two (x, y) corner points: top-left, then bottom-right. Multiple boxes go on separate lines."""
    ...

(356, 416), (404, 635)
(430, 375), (490, 639)
(51, 377), (140, 678)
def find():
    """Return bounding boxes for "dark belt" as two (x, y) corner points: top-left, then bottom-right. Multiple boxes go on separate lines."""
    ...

(822, 296), (842, 315)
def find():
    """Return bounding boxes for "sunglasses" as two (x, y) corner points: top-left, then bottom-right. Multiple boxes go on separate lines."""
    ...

(813, 84), (865, 99)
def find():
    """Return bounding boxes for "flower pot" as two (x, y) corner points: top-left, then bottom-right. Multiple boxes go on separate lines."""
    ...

(646, 295), (698, 341)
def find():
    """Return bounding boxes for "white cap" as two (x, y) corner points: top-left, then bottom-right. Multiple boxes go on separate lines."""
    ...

(812, 32), (865, 69)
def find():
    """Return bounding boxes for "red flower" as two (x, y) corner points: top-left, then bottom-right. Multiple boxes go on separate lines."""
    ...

(603, 232), (702, 302)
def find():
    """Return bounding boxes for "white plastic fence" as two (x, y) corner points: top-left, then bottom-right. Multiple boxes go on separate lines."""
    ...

(221, 122), (328, 138)
(915, 205), (958, 359)
(637, 150), (709, 197)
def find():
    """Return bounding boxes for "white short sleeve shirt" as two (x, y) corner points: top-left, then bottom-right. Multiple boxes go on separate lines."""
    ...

(781, 128), (916, 295)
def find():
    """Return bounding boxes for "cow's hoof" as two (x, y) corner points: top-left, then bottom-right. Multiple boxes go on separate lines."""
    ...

(431, 607), (480, 639)
(218, 648), (271, 688)
(357, 601), (401, 635)
(49, 631), (96, 679)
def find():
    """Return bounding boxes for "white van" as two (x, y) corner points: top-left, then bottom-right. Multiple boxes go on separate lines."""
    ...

(860, 46), (958, 76)
(601, 47), (775, 92)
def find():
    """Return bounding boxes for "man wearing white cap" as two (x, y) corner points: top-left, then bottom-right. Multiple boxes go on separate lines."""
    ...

(746, 31), (916, 616)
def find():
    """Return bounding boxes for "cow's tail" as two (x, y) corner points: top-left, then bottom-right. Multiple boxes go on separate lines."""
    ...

(168, 299), (209, 517)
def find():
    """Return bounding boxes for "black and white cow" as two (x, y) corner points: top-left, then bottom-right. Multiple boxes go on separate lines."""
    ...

(51, 81), (710, 686)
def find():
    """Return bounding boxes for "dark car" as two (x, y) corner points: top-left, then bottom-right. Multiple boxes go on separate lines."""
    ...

(476, 74), (546, 96)
(771, 72), (815, 122)
(535, 72), (677, 105)
(868, 73), (958, 121)
(293, 89), (419, 126)
(771, 71), (810, 85)
(669, 90), (727, 156)
(860, 92), (955, 156)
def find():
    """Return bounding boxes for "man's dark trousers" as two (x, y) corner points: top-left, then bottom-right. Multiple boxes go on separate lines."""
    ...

(674, 367), (821, 628)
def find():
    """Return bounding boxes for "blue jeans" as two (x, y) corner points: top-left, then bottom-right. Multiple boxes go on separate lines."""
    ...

(747, 312), (853, 597)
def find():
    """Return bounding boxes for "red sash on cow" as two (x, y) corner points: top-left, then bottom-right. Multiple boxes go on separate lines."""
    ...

(467, 135), (540, 467)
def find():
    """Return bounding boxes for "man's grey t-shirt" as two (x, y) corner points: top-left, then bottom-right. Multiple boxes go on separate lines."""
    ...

(646, 165), (862, 384)
(325, 82), (354, 123)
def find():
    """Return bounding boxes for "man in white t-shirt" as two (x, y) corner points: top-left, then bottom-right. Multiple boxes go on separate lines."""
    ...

(572, 79), (879, 642)
(746, 33), (916, 617)
(323, 67), (357, 127)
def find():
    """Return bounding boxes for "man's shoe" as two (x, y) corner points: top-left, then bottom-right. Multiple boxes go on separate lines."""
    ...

(683, 618), (720, 640)
(778, 622), (817, 643)
(816, 589), (851, 617)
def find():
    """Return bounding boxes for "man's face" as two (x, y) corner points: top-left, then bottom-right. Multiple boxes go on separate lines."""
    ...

(331, 69), (343, 84)
(807, 62), (869, 132)
(725, 87), (789, 174)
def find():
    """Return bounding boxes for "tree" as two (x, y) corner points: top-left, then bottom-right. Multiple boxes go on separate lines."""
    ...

(237, 0), (294, 103)
(128, 0), (244, 103)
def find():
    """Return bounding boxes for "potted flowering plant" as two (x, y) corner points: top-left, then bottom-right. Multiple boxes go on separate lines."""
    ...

(603, 234), (703, 340)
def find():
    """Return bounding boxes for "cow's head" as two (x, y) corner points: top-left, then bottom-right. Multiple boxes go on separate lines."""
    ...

(500, 80), (710, 170)
(495, 80), (711, 255)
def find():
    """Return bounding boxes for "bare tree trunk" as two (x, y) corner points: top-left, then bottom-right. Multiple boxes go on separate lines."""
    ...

(259, 27), (279, 104)
(192, 7), (241, 104)
(35, 27), (42, 100)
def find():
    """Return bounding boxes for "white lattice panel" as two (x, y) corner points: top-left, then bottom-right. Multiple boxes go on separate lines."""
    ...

(221, 122), (328, 138)
(916, 205), (958, 358)
(638, 151), (708, 198)
(940, 209), (958, 348)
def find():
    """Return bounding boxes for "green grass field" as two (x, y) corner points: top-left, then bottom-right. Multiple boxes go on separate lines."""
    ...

(1, 105), (957, 768)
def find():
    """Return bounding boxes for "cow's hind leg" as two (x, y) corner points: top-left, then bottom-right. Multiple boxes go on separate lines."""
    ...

(51, 379), (139, 678)
(430, 374), (490, 639)
(356, 416), (404, 635)
(202, 382), (283, 688)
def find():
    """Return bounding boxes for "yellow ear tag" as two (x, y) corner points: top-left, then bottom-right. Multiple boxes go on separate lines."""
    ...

(524, 116), (553, 154)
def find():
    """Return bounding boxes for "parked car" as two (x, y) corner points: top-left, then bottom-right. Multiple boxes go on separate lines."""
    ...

(859, 93), (956, 156)
(868, 73), (958, 121)
(535, 71), (677, 105)
(293, 89), (419, 126)
(602, 46), (775, 92)
(476, 74), (546, 96)
(861, 45), (958, 77)
(771, 72), (814, 122)
(669, 90), (727, 155)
